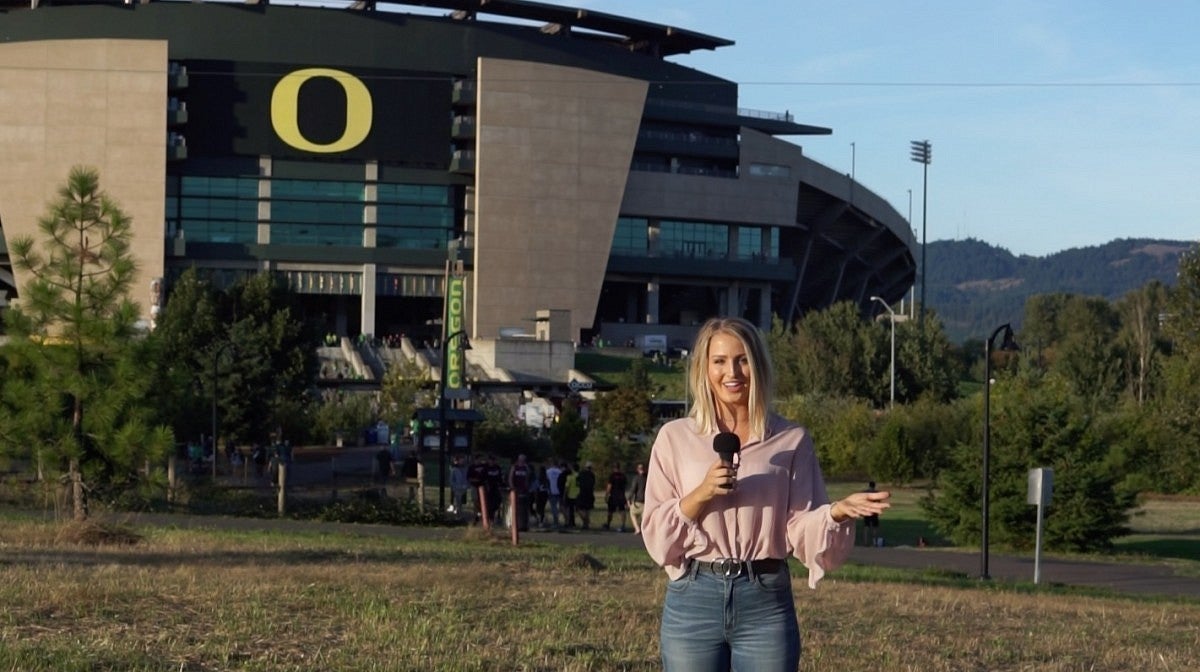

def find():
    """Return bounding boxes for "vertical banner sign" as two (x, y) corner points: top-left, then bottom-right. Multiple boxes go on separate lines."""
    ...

(444, 275), (466, 395)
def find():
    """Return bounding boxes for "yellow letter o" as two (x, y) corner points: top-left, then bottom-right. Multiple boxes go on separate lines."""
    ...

(271, 68), (372, 153)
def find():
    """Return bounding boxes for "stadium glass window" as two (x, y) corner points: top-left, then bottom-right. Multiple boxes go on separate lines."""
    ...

(659, 220), (729, 258)
(376, 184), (455, 249)
(271, 179), (364, 246)
(168, 175), (258, 244)
(612, 217), (649, 255)
(737, 226), (762, 260)
(735, 226), (780, 262)
(748, 163), (791, 178)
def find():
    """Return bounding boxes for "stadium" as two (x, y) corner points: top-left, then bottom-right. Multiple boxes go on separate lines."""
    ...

(0, 0), (915, 391)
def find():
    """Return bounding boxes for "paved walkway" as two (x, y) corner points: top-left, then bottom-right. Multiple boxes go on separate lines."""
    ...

(124, 512), (1199, 600)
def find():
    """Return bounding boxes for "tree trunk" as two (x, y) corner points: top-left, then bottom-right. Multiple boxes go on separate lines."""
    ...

(70, 457), (86, 522)
(72, 394), (87, 521)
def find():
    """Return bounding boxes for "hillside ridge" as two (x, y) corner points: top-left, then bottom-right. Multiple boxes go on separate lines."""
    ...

(926, 237), (1193, 342)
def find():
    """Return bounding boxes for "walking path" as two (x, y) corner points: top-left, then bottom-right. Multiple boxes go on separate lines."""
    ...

(125, 512), (1199, 600)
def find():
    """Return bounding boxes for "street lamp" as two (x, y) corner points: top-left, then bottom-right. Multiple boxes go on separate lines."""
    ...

(438, 329), (471, 512)
(909, 140), (931, 330)
(982, 322), (1019, 580)
(210, 338), (235, 480)
(870, 296), (896, 407)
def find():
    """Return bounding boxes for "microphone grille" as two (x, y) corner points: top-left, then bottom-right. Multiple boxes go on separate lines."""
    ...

(713, 432), (741, 456)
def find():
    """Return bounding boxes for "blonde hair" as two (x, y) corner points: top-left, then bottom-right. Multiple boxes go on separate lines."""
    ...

(687, 317), (774, 439)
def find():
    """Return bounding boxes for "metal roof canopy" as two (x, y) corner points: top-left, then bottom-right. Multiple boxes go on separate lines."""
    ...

(382, 0), (733, 56)
(6, 0), (733, 57)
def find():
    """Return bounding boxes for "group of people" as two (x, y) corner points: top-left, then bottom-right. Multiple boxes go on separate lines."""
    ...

(446, 455), (649, 533)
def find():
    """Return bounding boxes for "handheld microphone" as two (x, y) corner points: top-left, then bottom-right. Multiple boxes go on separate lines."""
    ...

(713, 432), (741, 489)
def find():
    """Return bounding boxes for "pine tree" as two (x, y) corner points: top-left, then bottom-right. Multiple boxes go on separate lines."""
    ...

(1, 166), (172, 520)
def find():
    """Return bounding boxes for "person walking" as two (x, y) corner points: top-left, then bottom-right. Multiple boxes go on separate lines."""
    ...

(508, 454), (532, 532)
(533, 465), (550, 528)
(603, 463), (629, 532)
(575, 462), (596, 530)
(467, 454), (487, 523)
(861, 481), (881, 547)
(562, 464), (578, 529)
(642, 316), (890, 671)
(449, 455), (469, 519)
(546, 461), (564, 528)
(484, 455), (504, 527)
(627, 462), (647, 534)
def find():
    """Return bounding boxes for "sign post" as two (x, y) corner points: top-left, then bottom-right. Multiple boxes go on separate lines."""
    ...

(1027, 468), (1054, 584)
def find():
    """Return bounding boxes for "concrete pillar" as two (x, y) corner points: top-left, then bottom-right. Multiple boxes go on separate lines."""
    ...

(645, 280), (660, 325)
(361, 264), (377, 337)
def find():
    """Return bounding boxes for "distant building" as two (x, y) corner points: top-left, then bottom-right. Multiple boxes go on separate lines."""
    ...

(0, 0), (914, 351)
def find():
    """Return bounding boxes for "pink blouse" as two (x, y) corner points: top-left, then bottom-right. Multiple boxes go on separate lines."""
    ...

(641, 415), (854, 589)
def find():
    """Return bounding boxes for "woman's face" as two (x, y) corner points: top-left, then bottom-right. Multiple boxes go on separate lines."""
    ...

(706, 331), (752, 409)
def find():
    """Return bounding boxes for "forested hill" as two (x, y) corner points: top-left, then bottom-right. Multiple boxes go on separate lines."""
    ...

(925, 237), (1193, 343)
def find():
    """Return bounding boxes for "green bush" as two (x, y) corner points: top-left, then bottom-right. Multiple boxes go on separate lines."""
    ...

(314, 489), (443, 526)
(776, 394), (877, 479)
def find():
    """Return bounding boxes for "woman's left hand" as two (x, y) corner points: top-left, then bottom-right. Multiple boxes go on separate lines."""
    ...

(830, 490), (891, 523)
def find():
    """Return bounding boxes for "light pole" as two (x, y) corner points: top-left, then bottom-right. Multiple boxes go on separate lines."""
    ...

(438, 329), (470, 512)
(909, 140), (931, 330)
(210, 338), (235, 480)
(982, 322), (1018, 580)
(870, 296), (896, 407)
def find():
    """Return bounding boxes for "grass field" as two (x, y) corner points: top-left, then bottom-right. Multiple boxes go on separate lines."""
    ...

(1, 513), (1198, 671)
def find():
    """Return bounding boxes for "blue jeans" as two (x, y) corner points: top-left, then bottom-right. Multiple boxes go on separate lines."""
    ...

(548, 494), (562, 526)
(660, 561), (800, 672)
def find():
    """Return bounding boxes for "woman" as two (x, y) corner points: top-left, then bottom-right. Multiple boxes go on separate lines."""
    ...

(642, 317), (890, 671)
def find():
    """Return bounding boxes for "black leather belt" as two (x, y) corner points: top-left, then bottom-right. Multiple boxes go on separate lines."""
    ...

(693, 558), (784, 578)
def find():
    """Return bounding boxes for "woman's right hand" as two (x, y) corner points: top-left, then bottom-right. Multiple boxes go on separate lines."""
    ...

(679, 460), (737, 519)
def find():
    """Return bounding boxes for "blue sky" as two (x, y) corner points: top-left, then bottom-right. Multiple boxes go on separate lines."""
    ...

(570, 1), (1200, 257)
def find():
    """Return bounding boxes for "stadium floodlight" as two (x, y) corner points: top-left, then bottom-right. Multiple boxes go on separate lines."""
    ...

(909, 140), (932, 334)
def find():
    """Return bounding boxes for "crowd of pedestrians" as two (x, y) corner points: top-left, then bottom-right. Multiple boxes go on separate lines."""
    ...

(451, 453), (647, 534)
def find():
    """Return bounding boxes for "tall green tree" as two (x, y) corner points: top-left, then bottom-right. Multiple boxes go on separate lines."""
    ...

(147, 269), (320, 447)
(1051, 295), (1125, 405)
(590, 357), (656, 441)
(1116, 281), (1170, 406)
(1153, 244), (1200, 492)
(142, 268), (220, 443)
(793, 301), (876, 400)
(894, 310), (962, 404)
(1, 167), (172, 519)
(549, 396), (588, 461)
(767, 315), (801, 398)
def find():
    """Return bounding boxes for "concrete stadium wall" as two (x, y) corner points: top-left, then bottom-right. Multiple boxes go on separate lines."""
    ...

(0, 38), (166, 321)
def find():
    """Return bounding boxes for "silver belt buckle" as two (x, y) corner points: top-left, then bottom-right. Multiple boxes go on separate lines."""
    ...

(711, 558), (743, 578)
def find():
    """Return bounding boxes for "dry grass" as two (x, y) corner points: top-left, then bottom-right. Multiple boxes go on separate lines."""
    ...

(0, 517), (1197, 671)
(1130, 495), (1200, 534)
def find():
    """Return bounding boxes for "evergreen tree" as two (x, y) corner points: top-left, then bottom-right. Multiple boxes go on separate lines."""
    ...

(1154, 243), (1200, 492)
(923, 372), (1133, 552)
(1, 167), (172, 519)
(148, 270), (319, 447)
